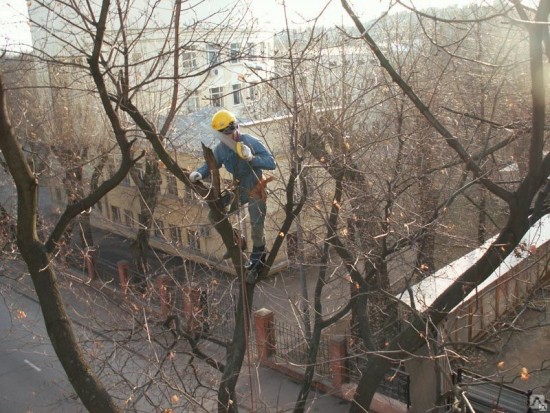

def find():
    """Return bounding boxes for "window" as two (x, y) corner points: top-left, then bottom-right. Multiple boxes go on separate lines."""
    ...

(187, 91), (200, 112)
(232, 84), (243, 105)
(181, 51), (197, 70)
(230, 43), (240, 62)
(124, 209), (134, 227)
(209, 86), (224, 107)
(286, 232), (298, 262)
(107, 161), (116, 178)
(206, 44), (219, 66)
(246, 42), (256, 60)
(154, 220), (165, 238)
(167, 174), (178, 196)
(111, 206), (121, 223)
(169, 224), (182, 244)
(134, 163), (145, 181)
(187, 229), (200, 251)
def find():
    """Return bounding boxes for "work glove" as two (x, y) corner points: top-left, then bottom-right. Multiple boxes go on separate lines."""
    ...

(189, 171), (202, 183)
(239, 144), (254, 161)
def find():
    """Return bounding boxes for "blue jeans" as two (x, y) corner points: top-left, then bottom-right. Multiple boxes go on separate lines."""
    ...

(208, 196), (266, 248)
(248, 198), (266, 247)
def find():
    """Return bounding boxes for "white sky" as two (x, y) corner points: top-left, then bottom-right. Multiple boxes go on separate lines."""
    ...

(254, 0), (483, 28)
(0, 0), (483, 53)
(0, 0), (32, 53)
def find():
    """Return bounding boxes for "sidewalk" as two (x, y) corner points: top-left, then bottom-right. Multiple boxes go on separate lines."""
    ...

(237, 366), (349, 412)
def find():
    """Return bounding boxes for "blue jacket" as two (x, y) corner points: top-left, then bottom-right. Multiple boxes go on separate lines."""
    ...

(197, 133), (276, 203)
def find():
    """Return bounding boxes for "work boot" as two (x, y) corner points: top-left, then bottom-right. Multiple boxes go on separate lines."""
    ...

(219, 190), (234, 213)
(245, 246), (266, 284)
(246, 245), (266, 270)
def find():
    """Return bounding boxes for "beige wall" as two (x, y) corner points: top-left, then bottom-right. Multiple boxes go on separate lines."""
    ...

(405, 347), (440, 413)
(46, 113), (333, 275)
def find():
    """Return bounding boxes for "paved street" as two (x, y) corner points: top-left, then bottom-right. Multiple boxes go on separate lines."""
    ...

(0, 272), (85, 413)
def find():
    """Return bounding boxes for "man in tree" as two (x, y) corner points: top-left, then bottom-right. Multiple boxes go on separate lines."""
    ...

(190, 109), (276, 276)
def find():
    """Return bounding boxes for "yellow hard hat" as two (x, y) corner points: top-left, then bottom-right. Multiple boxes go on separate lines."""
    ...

(211, 109), (237, 133)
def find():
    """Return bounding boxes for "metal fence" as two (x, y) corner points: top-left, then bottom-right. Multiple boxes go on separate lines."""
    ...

(207, 290), (238, 341)
(273, 321), (332, 377)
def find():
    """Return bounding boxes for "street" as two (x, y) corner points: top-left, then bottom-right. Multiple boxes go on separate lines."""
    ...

(0, 273), (85, 412)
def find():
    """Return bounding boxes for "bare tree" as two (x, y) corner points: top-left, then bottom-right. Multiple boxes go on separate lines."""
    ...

(5, 0), (547, 412)
(339, 1), (550, 411)
(2, 0), (304, 411)
(0, 63), (126, 412)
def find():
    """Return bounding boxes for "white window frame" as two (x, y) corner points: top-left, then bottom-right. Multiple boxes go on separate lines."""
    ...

(246, 42), (256, 60)
(230, 43), (240, 62)
(206, 44), (219, 66)
(232, 83), (243, 105)
(187, 90), (200, 112)
(210, 86), (224, 107)
(182, 51), (197, 70)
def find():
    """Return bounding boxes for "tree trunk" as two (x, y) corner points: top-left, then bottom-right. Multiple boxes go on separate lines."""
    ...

(217, 284), (255, 413)
(26, 246), (122, 413)
(0, 71), (121, 412)
(349, 221), (530, 412)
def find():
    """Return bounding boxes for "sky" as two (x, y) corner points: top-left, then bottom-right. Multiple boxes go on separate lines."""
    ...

(0, 0), (483, 53)
(0, 0), (32, 53)
(253, 0), (484, 28)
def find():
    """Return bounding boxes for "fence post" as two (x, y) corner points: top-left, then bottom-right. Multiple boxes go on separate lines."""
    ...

(183, 285), (204, 334)
(156, 275), (172, 319)
(117, 260), (129, 294)
(84, 247), (97, 282)
(329, 335), (348, 389)
(254, 308), (275, 362)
